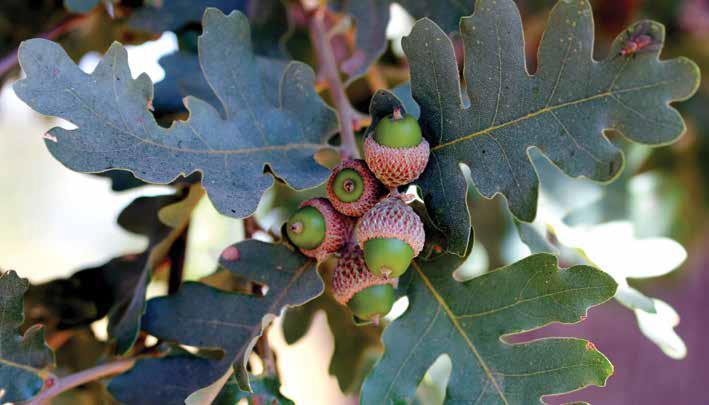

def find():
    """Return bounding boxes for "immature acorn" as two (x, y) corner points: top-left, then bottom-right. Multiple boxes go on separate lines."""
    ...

(364, 107), (430, 188)
(286, 198), (352, 260)
(326, 159), (386, 217)
(356, 196), (425, 278)
(332, 244), (397, 321)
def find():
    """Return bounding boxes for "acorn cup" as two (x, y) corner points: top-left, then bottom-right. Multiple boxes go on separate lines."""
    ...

(327, 159), (386, 217)
(332, 244), (397, 321)
(355, 195), (425, 278)
(364, 107), (430, 188)
(286, 198), (353, 260)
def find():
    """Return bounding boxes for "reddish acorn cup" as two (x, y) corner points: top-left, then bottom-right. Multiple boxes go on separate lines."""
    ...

(286, 198), (352, 260)
(332, 244), (396, 321)
(327, 159), (386, 217)
(364, 108), (430, 188)
(355, 195), (425, 278)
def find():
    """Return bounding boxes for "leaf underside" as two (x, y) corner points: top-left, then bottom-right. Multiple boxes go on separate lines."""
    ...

(108, 240), (323, 405)
(384, 0), (699, 256)
(361, 253), (617, 404)
(14, 8), (337, 220)
(0, 271), (54, 402)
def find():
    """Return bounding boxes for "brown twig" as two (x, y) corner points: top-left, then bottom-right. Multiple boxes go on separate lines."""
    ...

(309, 8), (361, 160)
(0, 13), (89, 79)
(167, 224), (189, 294)
(28, 359), (135, 405)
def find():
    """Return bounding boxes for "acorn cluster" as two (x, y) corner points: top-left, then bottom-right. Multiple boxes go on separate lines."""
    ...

(286, 108), (430, 321)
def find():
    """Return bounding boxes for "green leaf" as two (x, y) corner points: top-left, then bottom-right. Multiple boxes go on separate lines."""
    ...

(361, 253), (617, 404)
(392, 0), (699, 255)
(0, 270), (54, 403)
(108, 240), (323, 405)
(14, 8), (337, 220)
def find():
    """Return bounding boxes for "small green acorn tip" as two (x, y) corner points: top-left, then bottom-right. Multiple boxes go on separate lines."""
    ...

(374, 108), (422, 148)
(286, 206), (326, 250)
(363, 238), (415, 278)
(332, 168), (364, 203)
(348, 284), (396, 321)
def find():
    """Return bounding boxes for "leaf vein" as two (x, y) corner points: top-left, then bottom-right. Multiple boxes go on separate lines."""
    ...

(412, 262), (509, 404)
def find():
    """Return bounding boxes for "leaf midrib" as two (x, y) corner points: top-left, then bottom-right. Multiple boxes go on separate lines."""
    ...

(411, 262), (510, 404)
(430, 78), (680, 152)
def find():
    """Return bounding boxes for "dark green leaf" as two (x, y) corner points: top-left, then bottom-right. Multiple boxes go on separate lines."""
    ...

(130, 0), (289, 57)
(331, 0), (475, 82)
(392, 0), (698, 255)
(361, 253), (617, 404)
(109, 186), (201, 353)
(154, 51), (287, 116)
(25, 256), (145, 331)
(95, 170), (149, 192)
(330, 0), (391, 83)
(108, 240), (323, 405)
(24, 187), (201, 348)
(14, 9), (337, 220)
(64, 0), (99, 13)
(398, 0), (476, 34)
(0, 271), (54, 403)
(212, 374), (293, 405)
(130, 0), (247, 33)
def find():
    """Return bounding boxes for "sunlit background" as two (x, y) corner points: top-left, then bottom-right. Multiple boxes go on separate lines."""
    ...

(2, 1), (709, 404)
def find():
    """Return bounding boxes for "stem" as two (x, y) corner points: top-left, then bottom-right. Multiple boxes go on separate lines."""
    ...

(28, 359), (135, 405)
(309, 8), (360, 160)
(0, 13), (88, 78)
(167, 224), (189, 294)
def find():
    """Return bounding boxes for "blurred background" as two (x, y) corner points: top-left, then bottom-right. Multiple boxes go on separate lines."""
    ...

(1, 0), (708, 404)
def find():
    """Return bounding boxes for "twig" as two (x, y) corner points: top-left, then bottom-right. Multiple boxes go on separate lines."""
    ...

(0, 13), (88, 79)
(167, 224), (189, 294)
(28, 359), (135, 405)
(309, 8), (361, 160)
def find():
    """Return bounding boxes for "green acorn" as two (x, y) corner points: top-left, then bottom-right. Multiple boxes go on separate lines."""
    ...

(355, 196), (425, 278)
(374, 107), (423, 148)
(326, 159), (385, 217)
(286, 198), (352, 260)
(364, 108), (430, 188)
(332, 244), (396, 321)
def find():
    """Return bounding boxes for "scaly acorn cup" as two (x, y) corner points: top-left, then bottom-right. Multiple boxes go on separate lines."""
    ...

(364, 107), (430, 188)
(356, 195), (425, 278)
(326, 159), (386, 217)
(332, 244), (397, 321)
(287, 198), (353, 260)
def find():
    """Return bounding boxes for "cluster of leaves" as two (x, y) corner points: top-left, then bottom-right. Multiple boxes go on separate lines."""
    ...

(1, 0), (701, 403)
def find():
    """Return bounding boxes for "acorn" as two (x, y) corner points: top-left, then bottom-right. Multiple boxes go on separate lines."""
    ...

(286, 198), (352, 260)
(326, 159), (386, 217)
(364, 107), (430, 188)
(332, 244), (396, 321)
(355, 196), (425, 278)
